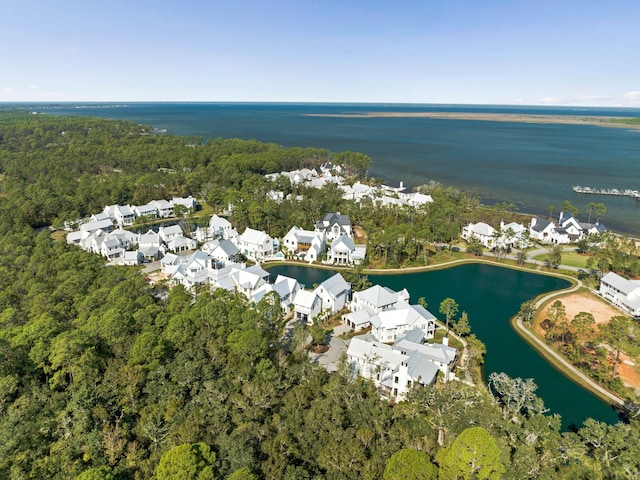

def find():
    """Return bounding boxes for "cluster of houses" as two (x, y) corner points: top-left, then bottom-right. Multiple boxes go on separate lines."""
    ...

(266, 165), (434, 209)
(67, 201), (367, 280)
(462, 211), (608, 249)
(343, 284), (456, 400)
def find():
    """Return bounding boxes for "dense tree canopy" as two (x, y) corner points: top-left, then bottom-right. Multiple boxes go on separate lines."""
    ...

(0, 111), (638, 479)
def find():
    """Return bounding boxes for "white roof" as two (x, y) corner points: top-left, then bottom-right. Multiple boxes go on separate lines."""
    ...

(318, 273), (350, 296)
(240, 227), (271, 245)
(602, 272), (640, 297)
(210, 214), (232, 229)
(294, 290), (320, 309)
(468, 222), (495, 237)
(356, 285), (402, 309)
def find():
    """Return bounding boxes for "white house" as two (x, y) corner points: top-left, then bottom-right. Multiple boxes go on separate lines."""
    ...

(313, 273), (351, 314)
(159, 224), (184, 243)
(122, 250), (143, 266)
(80, 218), (114, 234)
(315, 212), (352, 240)
(370, 301), (437, 343)
(139, 230), (165, 260)
(151, 199), (174, 218)
(600, 272), (640, 318)
(167, 235), (197, 253)
(103, 204), (136, 227)
(350, 285), (410, 315)
(347, 331), (457, 400)
(166, 251), (212, 290)
(499, 221), (530, 249)
(173, 195), (197, 211)
(461, 222), (497, 248)
(235, 227), (277, 262)
(282, 226), (326, 261)
(326, 234), (366, 265)
(398, 192), (434, 207)
(210, 214), (234, 238)
(292, 289), (322, 323)
(133, 203), (158, 219)
(228, 264), (270, 299)
(204, 239), (240, 267)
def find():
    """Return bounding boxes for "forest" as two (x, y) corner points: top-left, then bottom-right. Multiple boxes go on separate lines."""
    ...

(1, 110), (639, 479)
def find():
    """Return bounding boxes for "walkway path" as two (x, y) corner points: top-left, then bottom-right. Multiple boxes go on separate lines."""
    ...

(364, 246), (626, 407)
(513, 275), (625, 406)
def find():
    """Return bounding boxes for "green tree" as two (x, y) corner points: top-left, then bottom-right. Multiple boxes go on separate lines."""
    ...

(453, 311), (471, 337)
(600, 315), (636, 378)
(439, 298), (459, 333)
(561, 200), (578, 218)
(465, 236), (484, 256)
(384, 449), (438, 480)
(436, 427), (505, 479)
(518, 300), (535, 325)
(155, 442), (216, 480)
(545, 245), (562, 270)
(76, 466), (114, 480)
(227, 467), (258, 480)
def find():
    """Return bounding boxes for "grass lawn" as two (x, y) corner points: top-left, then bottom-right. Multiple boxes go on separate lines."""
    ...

(534, 249), (591, 269)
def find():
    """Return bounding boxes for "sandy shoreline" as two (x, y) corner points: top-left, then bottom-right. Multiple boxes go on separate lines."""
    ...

(305, 112), (640, 131)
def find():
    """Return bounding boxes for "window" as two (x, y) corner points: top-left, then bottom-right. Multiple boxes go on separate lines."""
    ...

(394, 376), (399, 384)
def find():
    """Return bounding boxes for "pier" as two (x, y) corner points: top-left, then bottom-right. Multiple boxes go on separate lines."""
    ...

(573, 186), (640, 199)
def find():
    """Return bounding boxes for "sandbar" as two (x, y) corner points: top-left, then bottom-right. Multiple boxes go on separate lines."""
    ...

(305, 112), (640, 131)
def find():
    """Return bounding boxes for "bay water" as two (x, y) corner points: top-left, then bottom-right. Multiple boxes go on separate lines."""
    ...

(19, 102), (640, 235)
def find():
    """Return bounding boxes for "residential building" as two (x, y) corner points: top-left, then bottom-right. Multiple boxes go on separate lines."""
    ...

(315, 212), (352, 240)
(326, 234), (366, 265)
(599, 272), (640, 318)
(346, 330), (457, 400)
(313, 273), (351, 314)
(235, 227), (277, 262)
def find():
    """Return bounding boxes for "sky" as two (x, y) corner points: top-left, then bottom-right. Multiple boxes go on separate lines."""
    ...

(2, 0), (639, 106)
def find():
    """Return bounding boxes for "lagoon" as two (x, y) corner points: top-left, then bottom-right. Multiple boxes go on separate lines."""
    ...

(268, 263), (622, 430)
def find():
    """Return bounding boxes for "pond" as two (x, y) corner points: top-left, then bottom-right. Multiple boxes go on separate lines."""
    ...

(267, 263), (622, 430)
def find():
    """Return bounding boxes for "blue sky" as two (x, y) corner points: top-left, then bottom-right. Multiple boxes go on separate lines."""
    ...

(2, 0), (639, 106)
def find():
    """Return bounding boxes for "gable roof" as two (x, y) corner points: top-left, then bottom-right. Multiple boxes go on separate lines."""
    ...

(318, 273), (350, 296)
(356, 285), (405, 309)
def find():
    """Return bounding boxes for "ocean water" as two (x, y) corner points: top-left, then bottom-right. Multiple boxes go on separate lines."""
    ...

(12, 102), (640, 235)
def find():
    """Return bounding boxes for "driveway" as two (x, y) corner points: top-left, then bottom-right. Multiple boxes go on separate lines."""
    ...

(308, 323), (351, 372)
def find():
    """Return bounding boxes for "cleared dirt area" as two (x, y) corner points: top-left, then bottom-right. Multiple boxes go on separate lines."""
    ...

(536, 291), (639, 390)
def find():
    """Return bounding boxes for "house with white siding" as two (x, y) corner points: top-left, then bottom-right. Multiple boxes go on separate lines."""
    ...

(346, 330), (457, 400)
(313, 273), (351, 314)
(235, 227), (277, 262)
(600, 272), (640, 318)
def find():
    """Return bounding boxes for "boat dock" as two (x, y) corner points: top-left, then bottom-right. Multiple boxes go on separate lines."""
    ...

(573, 186), (640, 199)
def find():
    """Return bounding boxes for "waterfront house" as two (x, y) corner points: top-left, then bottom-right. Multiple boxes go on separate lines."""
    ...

(599, 272), (640, 318)
(235, 227), (277, 262)
(350, 285), (410, 315)
(370, 301), (437, 343)
(461, 222), (496, 248)
(282, 226), (326, 261)
(313, 273), (351, 314)
(346, 330), (457, 400)
(528, 217), (558, 243)
(327, 234), (366, 265)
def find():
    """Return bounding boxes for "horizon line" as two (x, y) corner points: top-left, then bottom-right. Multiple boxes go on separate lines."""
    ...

(1, 100), (639, 110)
